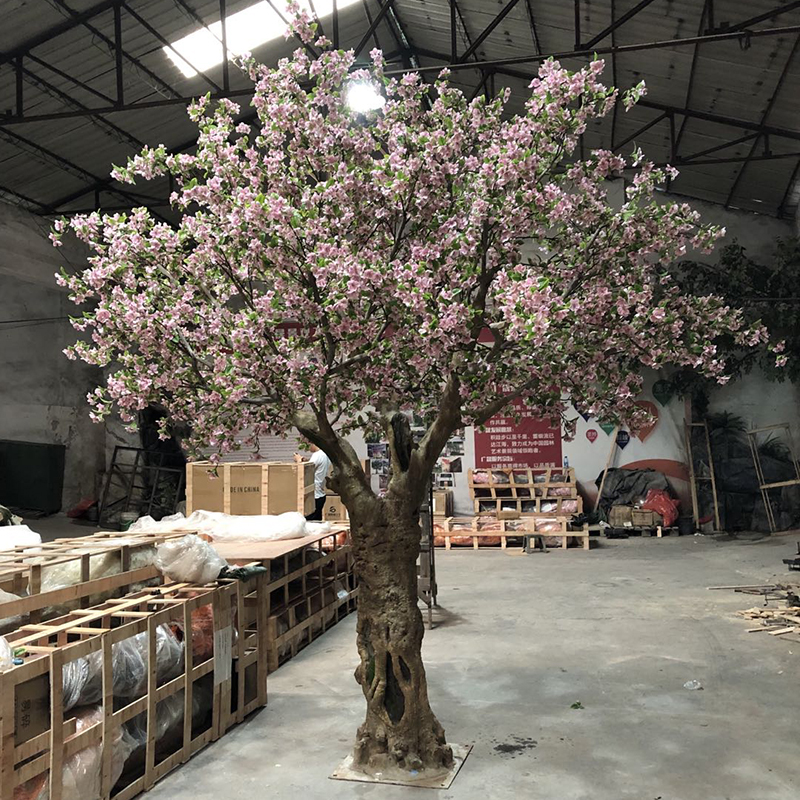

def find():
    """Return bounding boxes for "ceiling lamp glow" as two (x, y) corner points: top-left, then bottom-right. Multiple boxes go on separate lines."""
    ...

(164, 0), (360, 78)
(346, 81), (386, 113)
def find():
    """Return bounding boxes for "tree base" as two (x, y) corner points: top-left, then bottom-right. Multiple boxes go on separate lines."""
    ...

(331, 743), (472, 789)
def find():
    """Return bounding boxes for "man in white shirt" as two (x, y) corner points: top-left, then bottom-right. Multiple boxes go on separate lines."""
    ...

(294, 443), (331, 520)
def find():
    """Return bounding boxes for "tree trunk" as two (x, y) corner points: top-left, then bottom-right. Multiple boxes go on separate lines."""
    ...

(348, 494), (453, 775)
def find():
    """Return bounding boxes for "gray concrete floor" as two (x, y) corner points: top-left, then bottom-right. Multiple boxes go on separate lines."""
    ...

(130, 532), (800, 800)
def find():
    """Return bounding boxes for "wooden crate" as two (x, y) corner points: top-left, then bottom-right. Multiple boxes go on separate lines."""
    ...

(0, 536), (182, 627)
(473, 496), (582, 516)
(469, 468), (578, 506)
(186, 461), (315, 516)
(212, 528), (358, 673)
(432, 490), (454, 517)
(0, 579), (267, 800)
(434, 516), (590, 550)
(631, 508), (660, 527)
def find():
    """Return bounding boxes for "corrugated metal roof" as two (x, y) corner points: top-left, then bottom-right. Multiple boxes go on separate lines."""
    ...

(1, 0), (799, 219)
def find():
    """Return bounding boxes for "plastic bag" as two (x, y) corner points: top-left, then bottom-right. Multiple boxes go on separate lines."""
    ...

(39, 541), (156, 619)
(642, 489), (679, 527)
(13, 705), (135, 800)
(0, 588), (27, 634)
(0, 524), (41, 551)
(133, 510), (326, 542)
(0, 635), (13, 670)
(64, 625), (184, 711)
(154, 535), (226, 584)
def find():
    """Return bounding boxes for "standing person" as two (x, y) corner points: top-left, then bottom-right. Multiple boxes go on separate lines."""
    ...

(294, 442), (331, 521)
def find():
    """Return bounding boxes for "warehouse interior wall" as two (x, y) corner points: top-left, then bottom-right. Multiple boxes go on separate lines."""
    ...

(0, 202), (104, 510)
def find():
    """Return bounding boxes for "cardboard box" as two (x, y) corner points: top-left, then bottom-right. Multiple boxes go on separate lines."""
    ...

(187, 461), (315, 516)
(322, 494), (348, 522)
(609, 505), (633, 527)
(432, 490), (454, 517)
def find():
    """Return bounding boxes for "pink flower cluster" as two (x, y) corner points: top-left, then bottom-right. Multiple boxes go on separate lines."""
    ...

(51, 38), (769, 459)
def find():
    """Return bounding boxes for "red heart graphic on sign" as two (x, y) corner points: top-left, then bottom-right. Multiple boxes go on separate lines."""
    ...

(586, 429), (598, 443)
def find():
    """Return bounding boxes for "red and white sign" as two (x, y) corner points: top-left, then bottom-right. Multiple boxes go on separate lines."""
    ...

(586, 429), (598, 443)
(474, 400), (562, 469)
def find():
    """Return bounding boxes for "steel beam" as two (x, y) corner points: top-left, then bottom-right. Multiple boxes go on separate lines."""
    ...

(450, 0), (457, 60)
(612, 111), (668, 152)
(457, 0), (523, 63)
(680, 133), (760, 163)
(354, 0), (395, 59)
(673, 0), (710, 157)
(724, 34), (800, 207)
(15, 58), (23, 117)
(383, 23), (800, 75)
(4, 0), (119, 60)
(1, 52), (145, 150)
(0, 184), (52, 213)
(122, 3), (221, 92)
(50, 0), (180, 100)
(334, 0), (340, 49)
(361, 0), (383, 51)
(114, 1), (123, 105)
(582, 0), (658, 49)
(714, 1), (800, 34)
(404, 48), (800, 145)
(220, 0), (229, 92)
(523, 0), (542, 54)
(0, 127), (158, 215)
(669, 151), (800, 168)
(0, 88), (255, 126)
(26, 53), (115, 106)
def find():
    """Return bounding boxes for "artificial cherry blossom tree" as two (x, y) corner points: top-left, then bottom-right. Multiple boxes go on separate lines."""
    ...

(53, 11), (776, 777)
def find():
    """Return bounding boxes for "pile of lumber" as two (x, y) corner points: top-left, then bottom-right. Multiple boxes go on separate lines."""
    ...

(738, 605), (800, 636)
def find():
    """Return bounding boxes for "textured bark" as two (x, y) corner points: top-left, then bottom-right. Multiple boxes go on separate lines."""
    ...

(347, 495), (453, 774)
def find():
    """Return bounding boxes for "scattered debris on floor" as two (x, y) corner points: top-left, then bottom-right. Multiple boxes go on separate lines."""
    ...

(683, 680), (704, 691)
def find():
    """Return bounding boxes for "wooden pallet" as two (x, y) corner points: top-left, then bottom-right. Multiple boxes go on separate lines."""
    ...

(605, 526), (679, 538)
(0, 579), (267, 800)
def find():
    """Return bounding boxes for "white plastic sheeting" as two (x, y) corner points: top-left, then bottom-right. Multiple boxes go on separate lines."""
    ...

(129, 510), (332, 542)
(153, 535), (227, 584)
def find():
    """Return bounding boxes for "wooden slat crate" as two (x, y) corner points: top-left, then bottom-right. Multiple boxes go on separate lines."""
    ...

(468, 468), (578, 509)
(186, 461), (316, 516)
(433, 516), (590, 550)
(473, 496), (582, 516)
(215, 530), (358, 674)
(0, 536), (184, 628)
(0, 579), (267, 800)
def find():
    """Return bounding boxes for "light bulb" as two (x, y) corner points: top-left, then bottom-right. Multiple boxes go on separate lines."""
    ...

(346, 81), (386, 113)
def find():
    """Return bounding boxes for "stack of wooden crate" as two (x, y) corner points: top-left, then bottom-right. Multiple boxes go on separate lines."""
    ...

(468, 467), (582, 516)
(0, 524), (358, 799)
(0, 578), (267, 800)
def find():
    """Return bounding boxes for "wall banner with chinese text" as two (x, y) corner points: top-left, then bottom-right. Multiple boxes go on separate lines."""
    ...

(474, 400), (562, 469)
